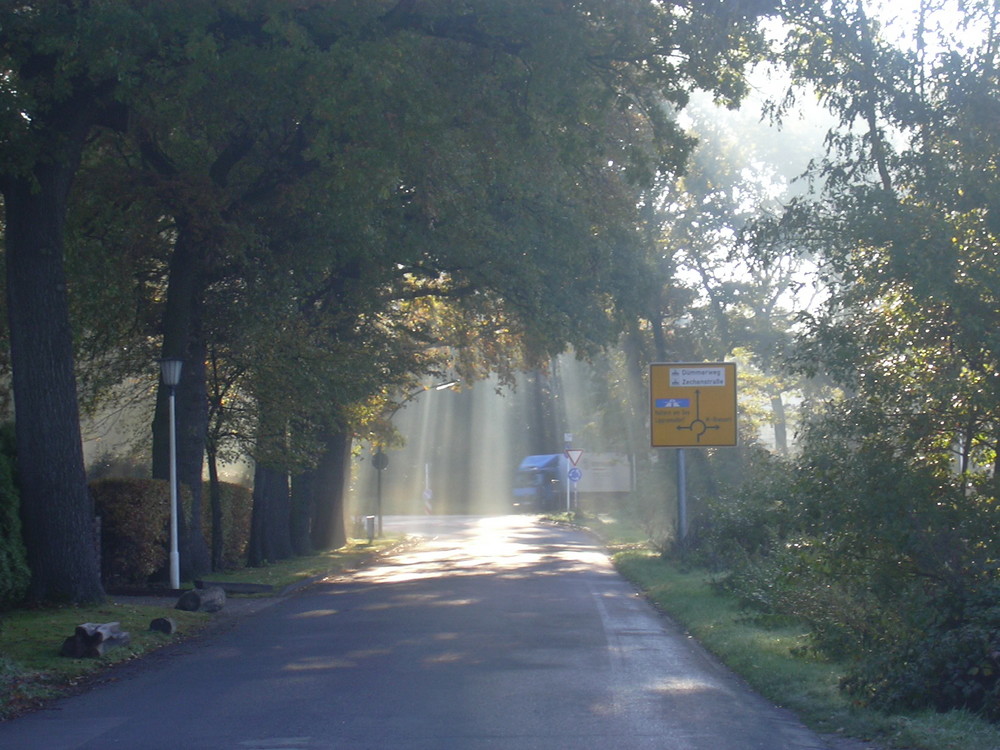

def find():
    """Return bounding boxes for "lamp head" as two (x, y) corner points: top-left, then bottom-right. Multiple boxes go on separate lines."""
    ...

(160, 358), (183, 387)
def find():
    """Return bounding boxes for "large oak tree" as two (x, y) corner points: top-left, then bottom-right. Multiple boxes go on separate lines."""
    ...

(0, 1), (169, 602)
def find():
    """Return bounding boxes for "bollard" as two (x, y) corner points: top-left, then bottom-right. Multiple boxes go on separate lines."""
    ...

(365, 515), (376, 543)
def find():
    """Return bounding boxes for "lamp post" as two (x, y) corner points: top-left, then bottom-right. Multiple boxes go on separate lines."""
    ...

(372, 447), (388, 537)
(160, 358), (183, 590)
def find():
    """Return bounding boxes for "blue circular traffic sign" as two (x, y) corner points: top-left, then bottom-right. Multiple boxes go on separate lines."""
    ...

(568, 467), (582, 483)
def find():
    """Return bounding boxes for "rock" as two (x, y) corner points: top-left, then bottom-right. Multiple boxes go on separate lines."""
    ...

(175, 585), (226, 613)
(194, 579), (273, 595)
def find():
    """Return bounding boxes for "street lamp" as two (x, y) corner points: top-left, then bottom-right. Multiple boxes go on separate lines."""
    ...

(160, 358), (183, 590)
(372, 447), (389, 538)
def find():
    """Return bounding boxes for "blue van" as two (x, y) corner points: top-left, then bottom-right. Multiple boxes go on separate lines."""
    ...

(512, 454), (565, 511)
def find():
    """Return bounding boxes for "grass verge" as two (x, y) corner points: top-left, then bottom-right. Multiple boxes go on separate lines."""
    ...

(0, 537), (400, 720)
(610, 545), (1000, 750)
(198, 538), (402, 593)
(0, 600), (209, 719)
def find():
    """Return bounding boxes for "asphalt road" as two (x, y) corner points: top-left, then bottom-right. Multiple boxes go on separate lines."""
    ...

(0, 515), (854, 749)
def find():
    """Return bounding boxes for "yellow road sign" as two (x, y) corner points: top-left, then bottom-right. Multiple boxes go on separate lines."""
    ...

(650, 363), (737, 447)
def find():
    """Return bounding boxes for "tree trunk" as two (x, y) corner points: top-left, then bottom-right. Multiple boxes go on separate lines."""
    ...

(526, 370), (558, 456)
(2, 167), (105, 604)
(769, 388), (789, 456)
(177, 336), (211, 577)
(622, 320), (655, 473)
(206, 440), (225, 571)
(246, 394), (294, 565)
(310, 432), (351, 551)
(992, 426), (1000, 502)
(247, 462), (293, 566)
(151, 227), (210, 579)
(290, 470), (315, 557)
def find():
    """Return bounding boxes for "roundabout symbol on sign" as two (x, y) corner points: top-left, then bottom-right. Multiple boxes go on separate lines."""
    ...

(568, 467), (582, 483)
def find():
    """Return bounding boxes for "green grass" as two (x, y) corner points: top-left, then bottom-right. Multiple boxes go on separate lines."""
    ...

(0, 601), (209, 718)
(198, 538), (401, 592)
(0, 537), (401, 719)
(610, 546), (1000, 750)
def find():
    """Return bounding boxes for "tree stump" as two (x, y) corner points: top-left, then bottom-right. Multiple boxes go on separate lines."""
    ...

(175, 585), (226, 612)
(59, 622), (131, 658)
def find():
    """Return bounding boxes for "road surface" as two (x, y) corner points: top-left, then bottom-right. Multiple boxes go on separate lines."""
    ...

(0, 515), (858, 749)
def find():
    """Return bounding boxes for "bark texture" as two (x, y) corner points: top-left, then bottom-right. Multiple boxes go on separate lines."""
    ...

(3, 163), (104, 604)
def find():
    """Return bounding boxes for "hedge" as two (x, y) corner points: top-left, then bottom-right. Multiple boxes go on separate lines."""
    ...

(90, 478), (172, 587)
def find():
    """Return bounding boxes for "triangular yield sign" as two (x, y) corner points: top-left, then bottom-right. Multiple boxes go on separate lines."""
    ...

(565, 449), (583, 466)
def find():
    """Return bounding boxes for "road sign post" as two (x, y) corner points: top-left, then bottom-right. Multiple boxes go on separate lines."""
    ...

(567, 467), (582, 512)
(650, 363), (737, 542)
(564, 449), (583, 512)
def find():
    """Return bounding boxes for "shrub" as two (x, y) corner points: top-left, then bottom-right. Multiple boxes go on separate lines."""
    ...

(837, 575), (1000, 719)
(717, 542), (910, 659)
(628, 470), (677, 553)
(86, 450), (150, 480)
(710, 399), (1000, 719)
(687, 445), (796, 570)
(90, 478), (170, 586)
(0, 423), (30, 608)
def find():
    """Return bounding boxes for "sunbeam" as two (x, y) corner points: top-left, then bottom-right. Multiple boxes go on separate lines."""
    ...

(347, 359), (638, 524)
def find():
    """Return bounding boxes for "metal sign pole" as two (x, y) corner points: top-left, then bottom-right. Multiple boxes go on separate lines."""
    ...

(677, 448), (687, 541)
(566, 467), (571, 511)
(168, 385), (180, 589)
(372, 448), (388, 537)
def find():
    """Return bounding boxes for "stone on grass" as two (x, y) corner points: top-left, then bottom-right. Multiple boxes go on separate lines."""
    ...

(175, 585), (226, 613)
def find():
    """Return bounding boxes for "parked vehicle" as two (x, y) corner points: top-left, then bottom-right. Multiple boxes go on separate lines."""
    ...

(512, 452), (633, 511)
(512, 454), (565, 511)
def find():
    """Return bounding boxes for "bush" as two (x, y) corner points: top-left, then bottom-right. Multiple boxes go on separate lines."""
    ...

(90, 478), (171, 586)
(199, 481), (253, 570)
(689, 447), (795, 570)
(707, 399), (1000, 719)
(716, 542), (910, 659)
(86, 450), (150, 481)
(841, 580), (1000, 719)
(627, 470), (677, 553)
(0, 423), (30, 608)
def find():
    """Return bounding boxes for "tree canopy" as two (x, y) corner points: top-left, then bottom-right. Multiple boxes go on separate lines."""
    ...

(1, 0), (779, 602)
(8, 0), (1000, 722)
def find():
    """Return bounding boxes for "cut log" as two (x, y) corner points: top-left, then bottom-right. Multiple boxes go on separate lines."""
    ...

(59, 622), (131, 658)
(149, 617), (177, 634)
(175, 585), (226, 613)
